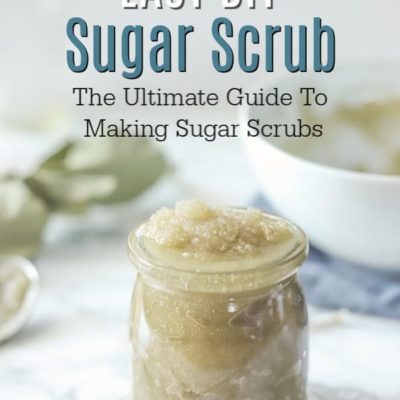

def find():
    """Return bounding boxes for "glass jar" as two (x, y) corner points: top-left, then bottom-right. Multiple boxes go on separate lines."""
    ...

(128, 211), (309, 400)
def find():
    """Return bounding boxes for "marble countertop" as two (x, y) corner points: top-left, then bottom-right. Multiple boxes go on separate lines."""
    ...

(1, 182), (400, 400)
(1, 134), (400, 399)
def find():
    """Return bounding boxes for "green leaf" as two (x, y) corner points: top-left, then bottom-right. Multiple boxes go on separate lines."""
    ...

(0, 178), (49, 257)
(26, 138), (168, 213)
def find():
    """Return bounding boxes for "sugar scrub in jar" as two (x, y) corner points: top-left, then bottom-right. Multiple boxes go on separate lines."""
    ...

(128, 200), (309, 400)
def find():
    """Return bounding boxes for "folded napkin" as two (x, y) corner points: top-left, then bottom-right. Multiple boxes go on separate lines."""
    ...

(253, 196), (400, 319)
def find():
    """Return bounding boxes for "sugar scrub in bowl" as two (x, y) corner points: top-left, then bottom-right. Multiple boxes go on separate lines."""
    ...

(242, 63), (400, 269)
(128, 200), (309, 399)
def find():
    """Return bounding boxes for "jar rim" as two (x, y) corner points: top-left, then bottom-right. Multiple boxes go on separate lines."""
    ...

(128, 210), (309, 293)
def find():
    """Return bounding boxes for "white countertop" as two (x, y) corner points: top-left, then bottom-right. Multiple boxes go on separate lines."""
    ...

(0, 171), (399, 400)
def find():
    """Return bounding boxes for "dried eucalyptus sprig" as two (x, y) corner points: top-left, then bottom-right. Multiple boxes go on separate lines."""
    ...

(0, 138), (168, 258)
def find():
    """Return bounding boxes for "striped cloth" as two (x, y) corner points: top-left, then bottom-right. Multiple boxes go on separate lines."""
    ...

(253, 196), (400, 319)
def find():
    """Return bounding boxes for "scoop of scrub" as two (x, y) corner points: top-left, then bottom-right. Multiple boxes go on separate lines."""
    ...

(0, 257), (39, 343)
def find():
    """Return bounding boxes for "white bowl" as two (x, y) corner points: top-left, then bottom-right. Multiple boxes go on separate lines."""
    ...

(241, 66), (400, 269)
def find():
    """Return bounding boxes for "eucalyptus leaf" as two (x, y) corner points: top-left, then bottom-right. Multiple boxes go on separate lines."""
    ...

(26, 170), (117, 214)
(26, 138), (168, 213)
(0, 178), (49, 257)
(64, 138), (169, 205)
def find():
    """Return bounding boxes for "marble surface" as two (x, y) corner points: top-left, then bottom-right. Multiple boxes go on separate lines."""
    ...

(0, 183), (400, 400)
(1, 130), (400, 399)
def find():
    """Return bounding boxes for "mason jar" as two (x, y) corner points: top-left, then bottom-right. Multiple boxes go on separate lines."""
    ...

(128, 208), (309, 400)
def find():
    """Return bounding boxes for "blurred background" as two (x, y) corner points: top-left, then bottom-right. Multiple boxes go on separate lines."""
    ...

(1, 1), (400, 399)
